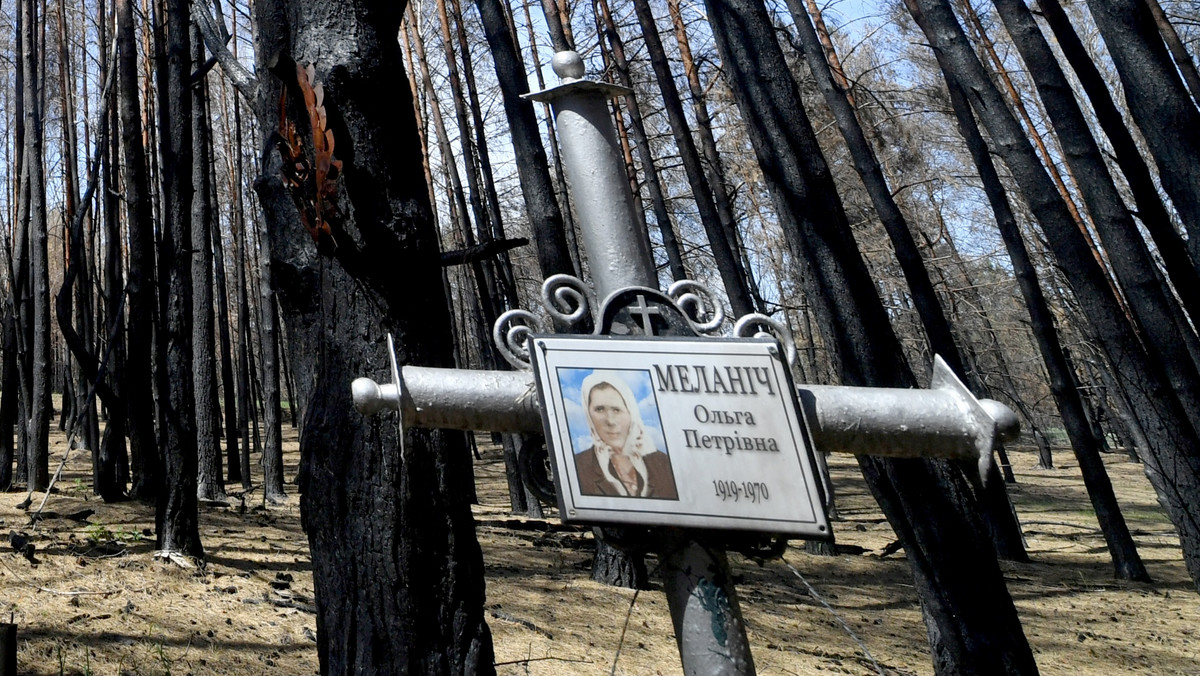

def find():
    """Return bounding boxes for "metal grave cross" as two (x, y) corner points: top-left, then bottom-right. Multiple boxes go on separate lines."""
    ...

(350, 51), (1019, 676)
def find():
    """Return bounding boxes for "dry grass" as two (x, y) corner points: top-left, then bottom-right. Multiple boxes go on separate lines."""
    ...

(1, 422), (1197, 675)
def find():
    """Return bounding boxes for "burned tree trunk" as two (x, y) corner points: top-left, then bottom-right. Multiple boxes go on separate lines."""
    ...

(906, 0), (1200, 593)
(1143, 0), (1200, 106)
(192, 21), (225, 503)
(631, 0), (756, 317)
(474, 0), (574, 277)
(20, 0), (51, 492)
(55, 0), (102, 466)
(666, 0), (766, 312)
(117, 0), (160, 501)
(1084, 0), (1200, 267)
(993, 0), (1200, 425)
(151, 0), (202, 558)
(211, 159), (240, 491)
(101, 93), (129, 502)
(704, 0), (1037, 670)
(231, 93), (253, 490)
(1037, 0), (1200, 324)
(257, 220), (286, 504)
(0, 316), (16, 490)
(251, 0), (493, 670)
(785, 0), (963, 377)
(941, 66), (1148, 582)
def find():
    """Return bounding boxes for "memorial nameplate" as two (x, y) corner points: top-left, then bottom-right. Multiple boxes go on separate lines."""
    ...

(529, 334), (831, 538)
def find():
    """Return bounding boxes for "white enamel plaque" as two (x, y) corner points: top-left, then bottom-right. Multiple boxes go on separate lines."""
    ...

(529, 335), (831, 538)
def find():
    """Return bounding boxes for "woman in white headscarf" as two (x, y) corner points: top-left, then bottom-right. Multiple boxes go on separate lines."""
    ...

(574, 371), (678, 499)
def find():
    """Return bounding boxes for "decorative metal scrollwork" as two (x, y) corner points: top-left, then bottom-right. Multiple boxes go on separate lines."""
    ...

(734, 313), (798, 371)
(517, 434), (556, 505)
(667, 279), (725, 335)
(493, 310), (544, 371)
(540, 274), (593, 328)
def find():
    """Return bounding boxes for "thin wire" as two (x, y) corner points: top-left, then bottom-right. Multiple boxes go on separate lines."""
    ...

(610, 558), (663, 676)
(783, 557), (886, 676)
(609, 587), (640, 676)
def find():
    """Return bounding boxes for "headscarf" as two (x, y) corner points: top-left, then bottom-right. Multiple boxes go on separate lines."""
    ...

(580, 371), (658, 497)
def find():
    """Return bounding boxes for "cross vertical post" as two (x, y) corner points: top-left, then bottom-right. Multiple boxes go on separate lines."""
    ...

(529, 52), (657, 300)
(528, 51), (757, 676)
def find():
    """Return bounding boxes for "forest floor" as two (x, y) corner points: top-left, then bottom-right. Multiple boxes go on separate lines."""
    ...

(1, 422), (1197, 675)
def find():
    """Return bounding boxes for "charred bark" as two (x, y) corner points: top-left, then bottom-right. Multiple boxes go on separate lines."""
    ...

(941, 65), (1148, 582)
(907, 0), (1200, 593)
(152, 0), (202, 558)
(55, 0), (101, 466)
(785, 0), (964, 377)
(0, 315), (15, 490)
(667, 0), (767, 312)
(632, 0), (756, 317)
(1084, 0), (1200, 268)
(21, 0), (51, 492)
(117, 0), (160, 501)
(474, 0), (574, 277)
(252, 0), (493, 670)
(1143, 0), (1200, 107)
(592, 534), (649, 589)
(257, 218), (286, 504)
(232, 91), (253, 490)
(993, 0), (1200, 426)
(1037, 0), (1200, 325)
(192, 21), (225, 503)
(705, 0), (1037, 670)
(101, 88), (129, 502)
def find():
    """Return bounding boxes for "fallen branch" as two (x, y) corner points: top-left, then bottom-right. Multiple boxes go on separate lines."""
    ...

(493, 656), (593, 668)
(488, 608), (554, 639)
(0, 556), (126, 596)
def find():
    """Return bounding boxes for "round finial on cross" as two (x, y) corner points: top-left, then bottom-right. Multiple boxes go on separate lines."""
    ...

(552, 51), (585, 81)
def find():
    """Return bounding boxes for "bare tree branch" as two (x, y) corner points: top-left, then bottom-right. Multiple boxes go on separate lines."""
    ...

(191, 0), (257, 101)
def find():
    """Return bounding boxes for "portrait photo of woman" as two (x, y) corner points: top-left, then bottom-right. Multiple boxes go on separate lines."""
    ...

(566, 370), (679, 500)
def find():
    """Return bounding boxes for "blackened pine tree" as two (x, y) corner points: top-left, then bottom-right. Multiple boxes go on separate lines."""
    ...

(940, 65), (1148, 582)
(474, 0), (575, 278)
(784, 0), (962, 376)
(20, 0), (51, 493)
(784, 0), (1030, 562)
(703, 0), (1037, 671)
(1036, 0), (1200, 326)
(1083, 0), (1200, 269)
(666, 0), (767, 313)
(251, 0), (493, 671)
(631, 0), (756, 317)
(1143, 0), (1200, 105)
(116, 0), (161, 502)
(152, 0), (203, 558)
(991, 0), (1200, 424)
(257, 247), (287, 505)
(54, 0), (101, 465)
(905, 0), (1200, 594)
(0, 0), (24, 490)
(54, 55), (128, 503)
(192, 22), (226, 504)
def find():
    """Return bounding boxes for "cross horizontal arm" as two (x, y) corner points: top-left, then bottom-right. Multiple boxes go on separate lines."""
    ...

(353, 367), (541, 434)
(351, 357), (1019, 470)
